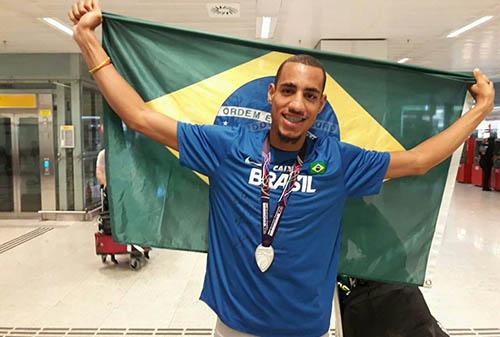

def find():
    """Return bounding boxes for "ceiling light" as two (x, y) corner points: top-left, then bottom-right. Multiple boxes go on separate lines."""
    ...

(256, 16), (277, 39)
(447, 16), (493, 38)
(261, 16), (272, 39)
(42, 17), (73, 36)
(397, 58), (410, 64)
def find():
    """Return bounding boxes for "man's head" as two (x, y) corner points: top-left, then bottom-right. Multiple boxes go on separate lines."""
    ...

(268, 54), (327, 151)
(274, 54), (326, 92)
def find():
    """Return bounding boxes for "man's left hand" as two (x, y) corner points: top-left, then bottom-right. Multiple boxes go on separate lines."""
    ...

(469, 68), (495, 116)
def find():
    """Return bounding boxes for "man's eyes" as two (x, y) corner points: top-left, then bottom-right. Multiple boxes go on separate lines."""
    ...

(279, 87), (318, 101)
(305, 92), (319, 101)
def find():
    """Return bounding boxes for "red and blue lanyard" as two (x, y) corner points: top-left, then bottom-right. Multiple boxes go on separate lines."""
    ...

(260, 134), (307, 247)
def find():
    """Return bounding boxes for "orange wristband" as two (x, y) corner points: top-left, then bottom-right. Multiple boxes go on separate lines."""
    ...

(89, 57), (111, 75)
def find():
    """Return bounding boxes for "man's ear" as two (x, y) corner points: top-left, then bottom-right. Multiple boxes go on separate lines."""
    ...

(267, 83), (276, 103)
(319, 94), (327, 111)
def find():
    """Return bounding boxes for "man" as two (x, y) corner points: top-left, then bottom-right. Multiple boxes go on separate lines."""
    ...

(69, 1), (495, 336)
(96, 124), (106, 187)
(479, 131), (495, 191)
(96, 149), (106, 187)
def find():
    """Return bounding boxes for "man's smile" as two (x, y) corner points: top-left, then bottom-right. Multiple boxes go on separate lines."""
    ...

(282, 112), (306, 124)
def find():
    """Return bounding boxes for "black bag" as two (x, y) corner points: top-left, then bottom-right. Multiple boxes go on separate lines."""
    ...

(98, 211), (112, 235)
(101, 186), (109, 212)
(340, 280), (449, 337)
(98, 187), (112, 235)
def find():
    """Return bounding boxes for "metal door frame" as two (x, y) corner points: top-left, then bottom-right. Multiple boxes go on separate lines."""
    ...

(0, 110), (40, 216)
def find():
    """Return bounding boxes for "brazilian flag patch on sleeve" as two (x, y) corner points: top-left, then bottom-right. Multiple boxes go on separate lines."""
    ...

(309, 161), (327, 175)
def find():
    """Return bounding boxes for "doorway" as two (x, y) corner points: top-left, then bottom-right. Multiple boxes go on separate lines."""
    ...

(0, 113), (41, 213)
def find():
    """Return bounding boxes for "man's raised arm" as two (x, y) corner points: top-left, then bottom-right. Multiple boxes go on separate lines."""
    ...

(69, 0), (178, 150)
(386, 68), (495, 179)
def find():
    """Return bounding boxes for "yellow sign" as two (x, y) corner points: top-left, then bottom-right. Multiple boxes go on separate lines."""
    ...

(39, 109), (52, 118)
(60, 125), (75, 148)
(0, 94), (37, 108)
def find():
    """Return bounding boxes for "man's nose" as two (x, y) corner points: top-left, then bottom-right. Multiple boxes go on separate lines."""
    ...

(288, 94), (306, 113)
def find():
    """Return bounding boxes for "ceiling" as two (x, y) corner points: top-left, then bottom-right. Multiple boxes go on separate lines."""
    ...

(1, 0), (500, 83)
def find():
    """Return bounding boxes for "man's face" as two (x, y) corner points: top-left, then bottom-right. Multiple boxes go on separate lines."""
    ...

(268, 62), (327, 146)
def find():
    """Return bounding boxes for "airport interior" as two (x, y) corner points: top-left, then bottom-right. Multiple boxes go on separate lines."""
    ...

(1, 1), (500, 337)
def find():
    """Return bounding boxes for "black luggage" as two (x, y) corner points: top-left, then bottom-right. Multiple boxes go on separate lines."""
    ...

(339, 279), (449, 337)
(97, 187), (112, 235)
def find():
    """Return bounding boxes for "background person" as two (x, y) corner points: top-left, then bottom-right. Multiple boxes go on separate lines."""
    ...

(479, 131), (495, 191)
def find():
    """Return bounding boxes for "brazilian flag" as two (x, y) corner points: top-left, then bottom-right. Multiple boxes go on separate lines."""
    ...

(102, 12), (473, 286)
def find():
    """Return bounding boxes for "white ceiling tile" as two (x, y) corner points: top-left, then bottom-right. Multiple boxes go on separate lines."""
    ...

(0, 0), (499, 78)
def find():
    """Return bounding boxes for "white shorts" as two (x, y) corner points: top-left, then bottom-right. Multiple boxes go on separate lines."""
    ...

(214, 319), (329, 337)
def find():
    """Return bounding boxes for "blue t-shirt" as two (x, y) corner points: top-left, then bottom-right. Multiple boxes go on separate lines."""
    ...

(177, 123), (390, 337)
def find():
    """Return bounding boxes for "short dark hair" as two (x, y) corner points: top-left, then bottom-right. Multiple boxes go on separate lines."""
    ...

(274, 54), (326, 92)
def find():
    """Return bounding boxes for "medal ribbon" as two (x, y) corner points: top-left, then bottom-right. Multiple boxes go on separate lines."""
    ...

(260, 134), (307, 247)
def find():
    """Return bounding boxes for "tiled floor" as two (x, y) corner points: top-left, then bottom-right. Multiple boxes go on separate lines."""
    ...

(0, 183), (499, 335)
(421, 183), (500, 329)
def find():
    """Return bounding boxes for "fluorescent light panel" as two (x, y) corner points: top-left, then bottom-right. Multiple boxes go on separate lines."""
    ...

(42, 17), (73, 36)
(447, 16), (493, 38)
(261, 16), (272, 39)
(397, 58), (410, 64)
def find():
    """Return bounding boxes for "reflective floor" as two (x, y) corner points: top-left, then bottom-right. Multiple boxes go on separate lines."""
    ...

(421, 183), (500, 329)
(0, 183), (499, 334)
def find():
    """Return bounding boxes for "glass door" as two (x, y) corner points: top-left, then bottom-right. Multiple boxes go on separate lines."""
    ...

(0, 116), (14, 211)
(17, 117), (41, 211)
(0, 113), (41, 214)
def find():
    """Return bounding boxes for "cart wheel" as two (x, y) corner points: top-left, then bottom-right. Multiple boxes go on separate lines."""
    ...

(111, 255), (119, 264)
(101, 255), (107, 263)
(130, 257), (140, 270)
(131, 250), (142, 258)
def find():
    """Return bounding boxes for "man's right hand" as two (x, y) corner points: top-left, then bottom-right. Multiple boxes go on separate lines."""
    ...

(68, 0), (102, 35)
(67, 0), (179, 151)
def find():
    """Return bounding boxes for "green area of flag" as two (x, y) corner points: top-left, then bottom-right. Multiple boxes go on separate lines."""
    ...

(102, 12), (473, 286)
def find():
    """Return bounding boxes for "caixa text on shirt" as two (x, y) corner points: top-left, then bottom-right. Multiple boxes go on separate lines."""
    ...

(248, 168), (317, 193)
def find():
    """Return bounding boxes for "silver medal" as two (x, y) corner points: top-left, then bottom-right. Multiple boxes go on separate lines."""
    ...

(255, 244), (274, 273)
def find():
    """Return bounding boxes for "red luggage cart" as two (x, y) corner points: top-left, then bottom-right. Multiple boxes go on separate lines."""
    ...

(95, 232), (150, 269)
(95, 188), (151, 270)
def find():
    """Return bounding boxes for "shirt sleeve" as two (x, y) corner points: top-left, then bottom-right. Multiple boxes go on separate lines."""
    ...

(339, 142), (390, 197)
(177, 122), (238, 176)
